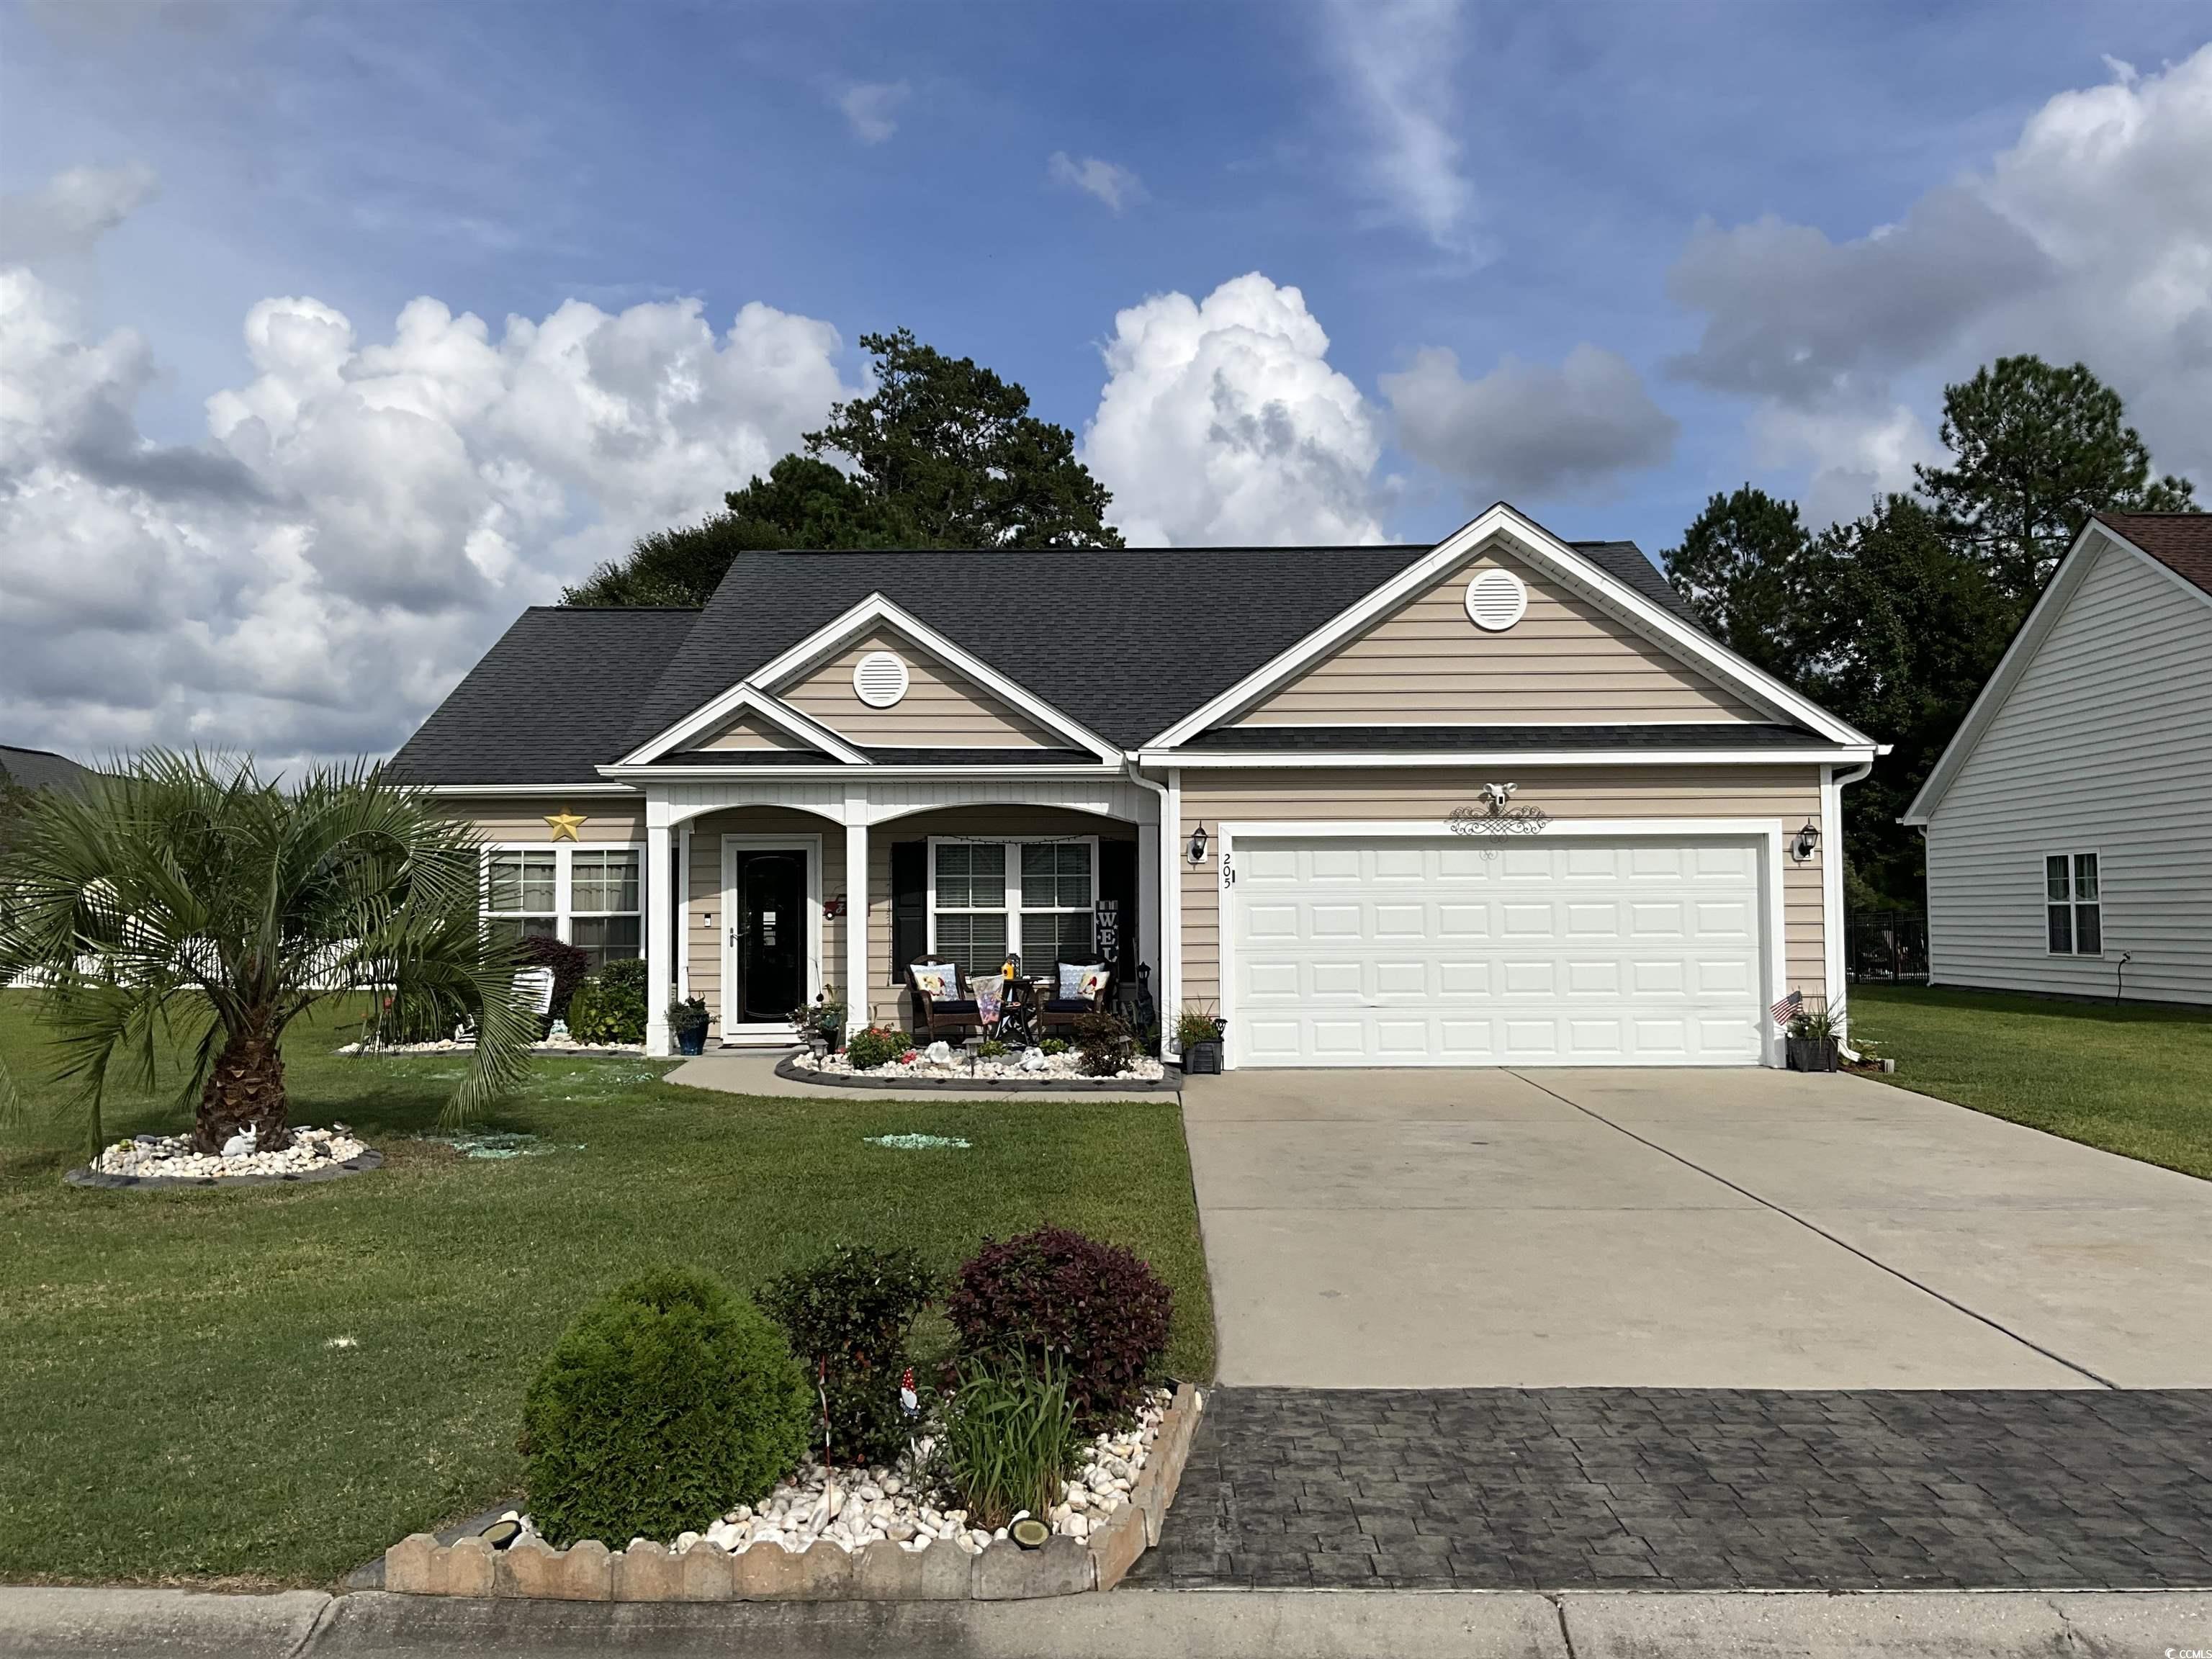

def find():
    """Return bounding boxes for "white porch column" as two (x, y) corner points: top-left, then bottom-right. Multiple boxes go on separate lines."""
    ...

(644, 806), (674, 1057)
(844, 792), (871, 1032)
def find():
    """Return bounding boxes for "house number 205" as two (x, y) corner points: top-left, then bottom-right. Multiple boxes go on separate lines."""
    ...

(1220, 853), (1236, 889)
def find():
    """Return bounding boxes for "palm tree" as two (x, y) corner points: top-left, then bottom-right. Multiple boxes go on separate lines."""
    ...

(0, 751), (534, 1155)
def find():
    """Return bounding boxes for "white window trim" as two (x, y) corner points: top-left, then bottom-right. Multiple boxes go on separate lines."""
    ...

(2044, 850), (2103, 958)
(925, 835), (1101, 971)
(480, 842), (646, 952)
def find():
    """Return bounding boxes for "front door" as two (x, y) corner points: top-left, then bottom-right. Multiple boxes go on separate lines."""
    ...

(733, 850), (805, 1024)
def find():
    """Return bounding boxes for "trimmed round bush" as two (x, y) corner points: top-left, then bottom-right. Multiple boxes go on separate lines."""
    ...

(944, 1227), (1173, 1430)
(521, 1266), (812, 1545)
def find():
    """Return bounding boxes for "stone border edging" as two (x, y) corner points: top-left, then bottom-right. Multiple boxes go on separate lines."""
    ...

(65, 1148), (385, 1191)
(385, 1382), (1201, 1601)
(772, 1054), (1177, 1094)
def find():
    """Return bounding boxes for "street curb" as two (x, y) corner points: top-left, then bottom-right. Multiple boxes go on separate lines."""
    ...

(6, 1586), (2211, 1658)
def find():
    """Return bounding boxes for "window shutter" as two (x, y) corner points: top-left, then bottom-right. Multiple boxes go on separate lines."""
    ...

(891, 841), (927, 984)
(1100, 839), (1138, 980)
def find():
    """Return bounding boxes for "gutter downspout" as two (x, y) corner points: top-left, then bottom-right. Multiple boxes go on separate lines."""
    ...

(1830, 757), (1875, 1058)
(1124, 758), (1180, 1062)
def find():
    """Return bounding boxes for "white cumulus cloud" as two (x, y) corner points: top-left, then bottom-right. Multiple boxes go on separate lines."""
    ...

(1, 192), (853, 768)
(1082, 273), (1385, 547)
(1668, 45), (2212, 517)
(1381, 343), (1677, 505)
(1047, 152), (1146, 214)
(836, 80), (909, 145)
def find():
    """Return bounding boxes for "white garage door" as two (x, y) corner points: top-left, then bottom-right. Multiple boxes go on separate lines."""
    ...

(1228, 837), (1767, 1067)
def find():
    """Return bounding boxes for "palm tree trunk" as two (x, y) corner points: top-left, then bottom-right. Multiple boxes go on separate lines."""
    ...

(194, 1022), (293, 1153)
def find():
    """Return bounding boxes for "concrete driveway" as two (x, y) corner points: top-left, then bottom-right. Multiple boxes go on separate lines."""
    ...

(1184, 1068), (2212, 1389)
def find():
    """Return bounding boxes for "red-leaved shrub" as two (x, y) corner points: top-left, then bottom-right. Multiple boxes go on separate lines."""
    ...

(944, 1227), (1172, 1429)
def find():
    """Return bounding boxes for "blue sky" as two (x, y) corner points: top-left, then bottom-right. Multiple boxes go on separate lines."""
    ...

(3, 1), (2207, 761)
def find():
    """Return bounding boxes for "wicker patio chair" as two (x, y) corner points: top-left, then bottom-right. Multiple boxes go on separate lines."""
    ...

(907, 962), (985, 1043)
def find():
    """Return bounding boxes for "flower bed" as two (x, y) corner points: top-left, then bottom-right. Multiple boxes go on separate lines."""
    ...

(386, 1383), (1200, 1599)
(788, 1043), (1166, 1087)
(71, 1125), (380, 1189)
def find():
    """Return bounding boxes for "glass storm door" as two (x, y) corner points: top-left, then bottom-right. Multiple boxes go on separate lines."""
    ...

(734, 850), (804, 1024)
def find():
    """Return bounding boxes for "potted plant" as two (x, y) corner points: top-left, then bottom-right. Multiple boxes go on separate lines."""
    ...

(1176, 1006), (1226, 1076)
(788, 985), (848, 1052)
(667, 996), (711, 1056)
(1784, 1003), (1840, 1072)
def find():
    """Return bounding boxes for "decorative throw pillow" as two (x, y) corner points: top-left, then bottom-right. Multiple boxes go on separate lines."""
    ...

(911, 963), (957, 999)
(1058, 963), (1108, 1000)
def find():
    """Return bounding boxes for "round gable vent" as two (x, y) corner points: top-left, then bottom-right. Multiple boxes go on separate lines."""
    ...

(853, 649), (910, 708)
(1464, 567), (1529, 632)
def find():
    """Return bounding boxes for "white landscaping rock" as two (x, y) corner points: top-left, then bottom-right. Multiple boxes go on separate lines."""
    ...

(524, 1388), (1178, 1559)
(91, 1124), (372, 1181)
(795, 1046), (1164, 1084)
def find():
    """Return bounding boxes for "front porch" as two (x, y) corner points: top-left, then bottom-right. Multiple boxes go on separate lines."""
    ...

(645, 773), (1165, 1056)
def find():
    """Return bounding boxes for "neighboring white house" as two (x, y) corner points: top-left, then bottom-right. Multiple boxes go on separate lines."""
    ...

(1905, 512), (2212, 1006)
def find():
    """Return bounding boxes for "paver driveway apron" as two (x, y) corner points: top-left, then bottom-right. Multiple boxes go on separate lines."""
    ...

(1182, 1066), (2212, 1389)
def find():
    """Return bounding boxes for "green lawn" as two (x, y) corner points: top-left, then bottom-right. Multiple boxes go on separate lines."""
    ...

(0, 993), (1213, 1588)
(1851, 983), (2212, 1181)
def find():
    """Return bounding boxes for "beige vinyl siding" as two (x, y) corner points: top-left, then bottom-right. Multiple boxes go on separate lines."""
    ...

(865, 807), (1139, 1026)
(682, 809), (845, 1040)
(445, 799), (647, 844)
(1236, 549), (1761, 726)
(779, 631), (1058, 748)
(1177, 765), (1827, 1012)
(701, 712), (815, 751)
(1925, 538), (2212, 1004)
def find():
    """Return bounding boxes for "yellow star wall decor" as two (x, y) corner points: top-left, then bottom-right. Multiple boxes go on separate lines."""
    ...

(544, 811), (588, 842)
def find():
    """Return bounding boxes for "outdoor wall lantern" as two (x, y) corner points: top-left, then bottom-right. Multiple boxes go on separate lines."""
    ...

(1790, 818), (1821, 864)
(1186, 823), (1210, 865)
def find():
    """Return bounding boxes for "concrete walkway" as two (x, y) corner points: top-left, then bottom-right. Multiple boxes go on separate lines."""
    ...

(665, 1048), (1177, 1105)
(6, 1585), (2208, 1658)
(1183, 1067), (2212, 1389)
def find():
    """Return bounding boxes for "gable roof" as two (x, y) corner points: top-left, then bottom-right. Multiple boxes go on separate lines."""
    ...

(2095, 511), (2212, 598)
(1904, 514), (2212, 825)
(0, 744), (96, 793)
(384, 529), (1812, 787)
(1146, 505), (1875, 750)
(386, 608), (699, 786)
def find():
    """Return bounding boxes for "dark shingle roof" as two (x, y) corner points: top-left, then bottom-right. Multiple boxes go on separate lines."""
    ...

(385, 608), (700, 786)
(655, 747), (1100, 767)
(625, 546), (1437, 754)
(0, 745), (96, 793)
(385, 537), (1710, 784)
(1183, 724), (1817, 752)
(2097, 511), (2212, 598)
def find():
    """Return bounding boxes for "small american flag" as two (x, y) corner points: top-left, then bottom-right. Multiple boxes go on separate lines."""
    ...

(1771, 990), (1803, 1028)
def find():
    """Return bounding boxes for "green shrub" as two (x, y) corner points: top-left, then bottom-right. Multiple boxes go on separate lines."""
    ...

(939, 1359), (1081, 1531)
(759, 1244), (936, 1466)
(976, 1038), (1008, 1058)
(1072, 1010), (1134, 1077)
(521, 1267), (811, 1545)
(844, 1025), (909, 1069)
(1039, 1038), (1067, 1056)
(566, 958), (649, 1044)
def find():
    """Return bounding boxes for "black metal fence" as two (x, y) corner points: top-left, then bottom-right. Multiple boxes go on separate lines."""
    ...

(1848, 910), (1928, 983)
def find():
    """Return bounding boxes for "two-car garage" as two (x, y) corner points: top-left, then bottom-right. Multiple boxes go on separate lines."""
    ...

(1223, 832), (1775, 1067)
